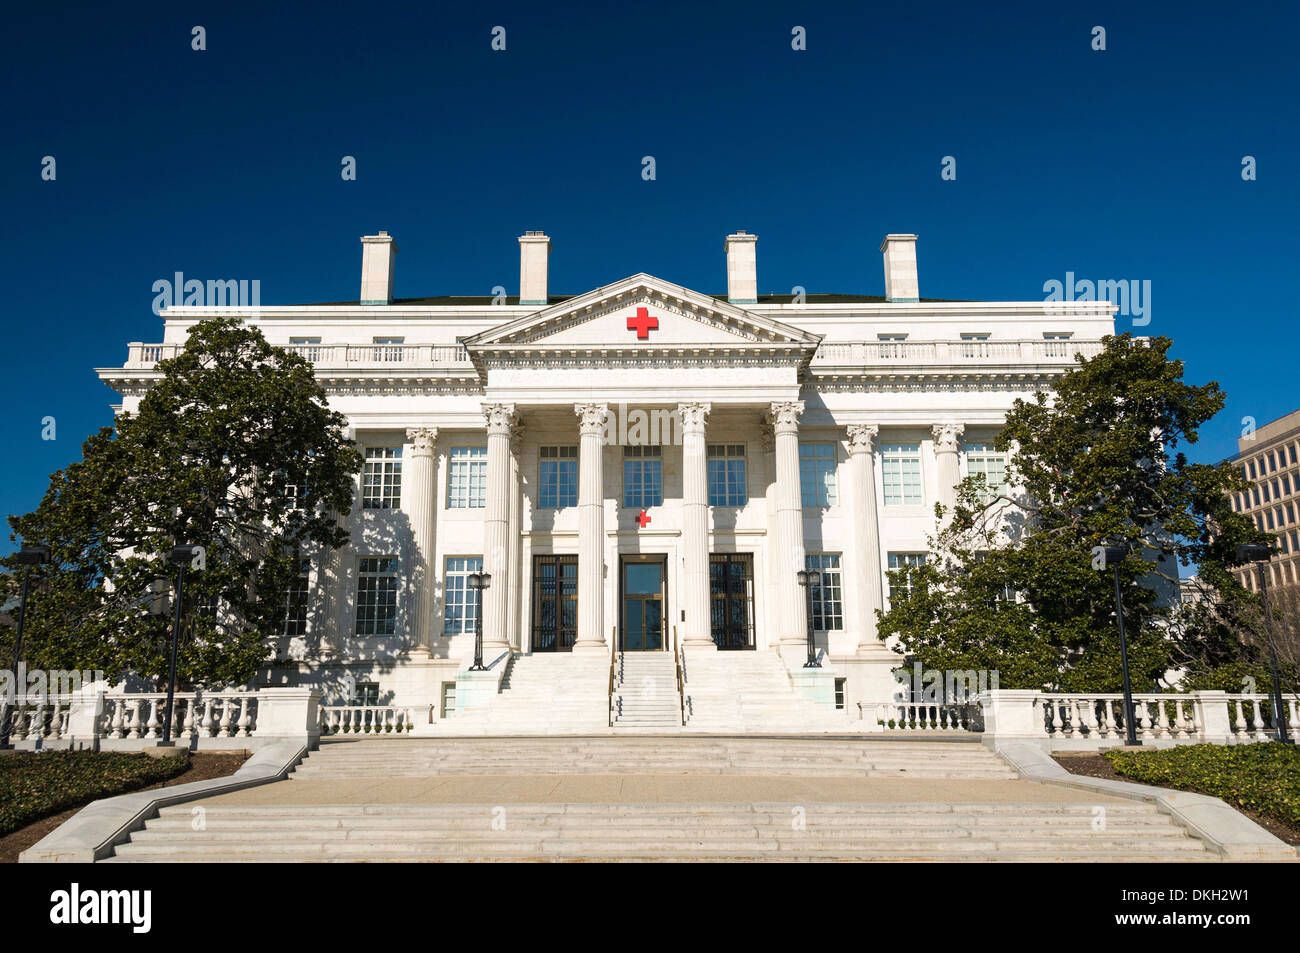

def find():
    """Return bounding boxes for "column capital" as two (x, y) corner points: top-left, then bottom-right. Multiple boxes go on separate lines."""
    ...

(932, 423), (965, 453)
(405, 426), (438, 456)
(845, 424), (879, 455)
(481, 402), (518, 436)
(766, 400), (804, 435)
(574, 402), (609, 437)
(509, 419), (525, 453)
(676, 401), (712, 433)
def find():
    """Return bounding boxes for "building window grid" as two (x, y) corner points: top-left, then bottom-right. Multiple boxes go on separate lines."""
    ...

(538, 445), (578, 510)
(805, 553), (843, 631)
(965, 442), (1007, 501)
(448, 446), (488, 508)
(443, 556), (484, 635)
(355, 556), (399, 636)
(881, 443), (923, 506)
(707, 444), (748, 506)
(887, 552), (927, 600)
(362, 446), (402, 509)
(281, 556), (311, 637)
(799, 442), (838, 507)
(623, 445), (664, 508)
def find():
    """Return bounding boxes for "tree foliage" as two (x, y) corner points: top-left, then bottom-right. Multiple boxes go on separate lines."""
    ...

(878, 334), (1271, 691)
(3, 318), (362, 687)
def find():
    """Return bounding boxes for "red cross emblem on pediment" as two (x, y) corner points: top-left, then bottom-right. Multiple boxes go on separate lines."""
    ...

(626, 306), (659, 339)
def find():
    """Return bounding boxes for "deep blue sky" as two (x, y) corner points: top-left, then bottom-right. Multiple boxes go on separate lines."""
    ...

(2, 1), (1297, 554)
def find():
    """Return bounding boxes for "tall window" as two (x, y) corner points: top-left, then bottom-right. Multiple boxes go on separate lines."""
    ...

(355, 556), (399, 636)
(538, 446), (578, 509)
(882, 443), (923, 506)
(362, 446), (402, 509)
(281, 555), (311, 637)
(887, 553), (927, 600)
(443, 556), (483, 635)
(799, 442), (838, 507)
(707, 444), (747, 506)
(624, 445), (663, 508)
(448, 446), (488, 508)
(372, 336), (404, 362)
(805, 553), (843, 631)
(965, 442), (1007, 502)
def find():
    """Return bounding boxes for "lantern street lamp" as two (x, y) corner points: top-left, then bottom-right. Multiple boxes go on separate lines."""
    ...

(796, 568), (822, 668)
(467, 571), (492, 671)
(0, 545), (51, 750)
(1095, 543), (1140, 747)
(1237, 543), (1293, 744)
(159, 545), (202, 747)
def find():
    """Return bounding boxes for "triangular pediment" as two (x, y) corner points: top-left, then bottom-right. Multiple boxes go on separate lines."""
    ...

(462, 274), (822, 352)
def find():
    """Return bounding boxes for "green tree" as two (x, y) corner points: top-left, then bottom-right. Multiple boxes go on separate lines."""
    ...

(3, 318), (362, 687)
(878, 334), (1268, 691)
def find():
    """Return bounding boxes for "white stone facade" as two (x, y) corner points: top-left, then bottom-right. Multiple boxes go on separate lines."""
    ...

(97, 230), (1116, 725)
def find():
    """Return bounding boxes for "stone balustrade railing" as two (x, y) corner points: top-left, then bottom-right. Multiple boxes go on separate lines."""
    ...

(125, 342), (470, 369)
(978, 689), (1300, 749)
(318, 705), (417, 735)
(872, 701), (979, 732)
(0, 687), (321, 750)
(811, 339), (1105, 367)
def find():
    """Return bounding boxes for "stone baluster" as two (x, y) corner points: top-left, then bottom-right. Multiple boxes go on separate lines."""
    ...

(144, 699), (159, 739)
(183, 697), (198, 738)
(201, 698), (215, 738)
(237, 696), (253, 737)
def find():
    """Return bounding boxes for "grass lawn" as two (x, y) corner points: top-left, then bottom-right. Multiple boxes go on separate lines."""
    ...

(1104, 743), (1300, 834)
(0, 749), (192, 838)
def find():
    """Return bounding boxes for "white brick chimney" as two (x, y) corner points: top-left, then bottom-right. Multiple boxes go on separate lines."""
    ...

(724, 231), (758, 304)
(360, 231), (398, 305)
(880, 233), (919, 302)
(519, 231), (550, 305)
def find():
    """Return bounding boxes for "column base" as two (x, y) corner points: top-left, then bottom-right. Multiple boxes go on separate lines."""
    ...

(571, 642), (609, 656)
(681, 639), (717, 653)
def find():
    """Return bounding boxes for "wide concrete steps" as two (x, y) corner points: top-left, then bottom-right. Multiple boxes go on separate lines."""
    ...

(105, 802), (1211, 862)
(438, 655), (609, 734)
(611, 653), (681, 728)
(683, 651), (851, 731)
(288, 737), (1018, 779)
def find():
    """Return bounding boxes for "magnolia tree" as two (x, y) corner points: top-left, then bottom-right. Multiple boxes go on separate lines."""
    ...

(878, 334), (1277, 693)
(2, 318), (362, 688)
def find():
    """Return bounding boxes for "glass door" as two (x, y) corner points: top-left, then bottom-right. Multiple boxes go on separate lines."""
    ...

(621, 558), (665, 651)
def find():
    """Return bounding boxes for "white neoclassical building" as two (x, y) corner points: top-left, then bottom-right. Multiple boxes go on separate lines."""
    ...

(98, 230), (1116, 732)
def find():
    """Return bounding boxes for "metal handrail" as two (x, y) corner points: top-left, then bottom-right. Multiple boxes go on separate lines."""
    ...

(607, 627), (618, 727)
(674, 626), (685, 726)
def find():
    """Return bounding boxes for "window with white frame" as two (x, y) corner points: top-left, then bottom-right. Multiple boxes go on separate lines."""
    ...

(538, 446), (578, 509)
(362, 446), (402, 509)
(805, 553), (843, 631)
(881, 443), (923, 506)
(448, 446), (488, 508)
(959, 333), (991, 358)
(965, 442), (1007, 502)
(623, 445), (663, 508)
(288, 336), (322, 362)
(372, 336), (404, 362)
(799, 442), (838, 507)
(707, 444), (747, 506)
(1043, 332), (1073, 358)
(281, 554), (311, 637)
(355, 556), (399, 636)
(877, 333), (907, 359)
(352, 682), (380, 706)
(443, 556), (483, 635)
(887, 552), (927, 600)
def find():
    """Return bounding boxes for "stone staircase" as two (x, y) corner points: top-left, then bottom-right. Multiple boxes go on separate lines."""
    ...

(105, 801), (1212, 862)
(610, 652), (682, 728)
(683, 649), (851, 731)
(288, 737), (1018, 778)
(437, 653), (609, 734)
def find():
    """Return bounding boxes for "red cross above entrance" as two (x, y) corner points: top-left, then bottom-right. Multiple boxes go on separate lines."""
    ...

(626, 306), (659, 339)
(635, 509), (652, 528)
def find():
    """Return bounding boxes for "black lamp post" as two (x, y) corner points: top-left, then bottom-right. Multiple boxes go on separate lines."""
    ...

(796, 569), (821, 668)
(160, 545), (202, 747)
(0, 545), (51, 750)
(1237, 543), (1293, 744)
(467, 570), (492, 671)
(1096, 543), (1140, 747)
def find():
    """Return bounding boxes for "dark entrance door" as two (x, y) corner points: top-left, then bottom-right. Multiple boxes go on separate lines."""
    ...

(531, 555), (577, 651)
(621, 557), (665, 651)
(710, 553), (755, 650)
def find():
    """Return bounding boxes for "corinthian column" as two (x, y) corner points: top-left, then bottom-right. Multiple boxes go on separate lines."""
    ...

(573, 403), (609, 653)
(678, 402), (714, 648)
(405, 427), (438, 654)
(481, 403), (517, 659)
(846, 425), (886, 653)
(933, 423), (965, 523)
(768, 401), (808, 649)
(506, 421), (524, 651)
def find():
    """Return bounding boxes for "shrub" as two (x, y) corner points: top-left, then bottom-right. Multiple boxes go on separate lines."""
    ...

(1104, 743), (1300, 827)
(0, 749), (191, 836)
